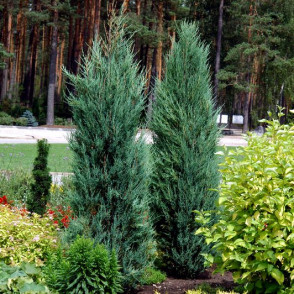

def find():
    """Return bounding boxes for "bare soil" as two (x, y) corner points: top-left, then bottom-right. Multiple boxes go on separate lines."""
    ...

(135, 269), (235, 294)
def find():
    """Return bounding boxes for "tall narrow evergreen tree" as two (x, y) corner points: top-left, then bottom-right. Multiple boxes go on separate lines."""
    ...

(150, 22), (220, 278)
(27, 139), (51, 215)
(64, 17), (155, 288)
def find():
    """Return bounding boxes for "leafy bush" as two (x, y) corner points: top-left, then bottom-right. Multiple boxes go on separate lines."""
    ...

(196, 110), (294, 293)
(0, 169), (32, 206)
(0, 202), (58, 266)
(140, 267), (166, 285)
(45, 236), (122, 293)
(14, 117), (28, 126)
(27, 139), (51, 215)
(0, 262), (50, 294)
(0, 112), (28, 126)
(0, 112), (14, 125)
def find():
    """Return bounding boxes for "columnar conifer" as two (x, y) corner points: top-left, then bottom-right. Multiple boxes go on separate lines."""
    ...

(65, 18), (155, 288)
(150, 22), (220, 277)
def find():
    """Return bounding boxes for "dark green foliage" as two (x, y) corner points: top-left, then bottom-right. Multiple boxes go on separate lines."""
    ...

(150, 22), (220, 278)
(27, 139), (51, 215)
(44, 236), (122, 294)
(21, 110), (39, 127)
(64, 17), (155, 288)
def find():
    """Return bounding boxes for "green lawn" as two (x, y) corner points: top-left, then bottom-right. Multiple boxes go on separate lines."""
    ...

(0, 144), (240, 172)
(0, 144), (72, 172)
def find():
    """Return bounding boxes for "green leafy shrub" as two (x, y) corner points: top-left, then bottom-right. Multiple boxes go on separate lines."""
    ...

(150, 22), (220, 277)
(14, 117), (28, 126)
(0, 203), (58, 266)
(27, 139), (51, 215)
(44, 236), (122, 293)
(196, 110), (294, 293)
(0, 112), (14, 125)
(140, 267), (166, 285)
(0, 262), (50, 294)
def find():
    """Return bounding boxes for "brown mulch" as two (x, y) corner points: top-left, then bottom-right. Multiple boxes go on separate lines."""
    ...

(39, 125), (76, 129)
(135, 269), (234, 294)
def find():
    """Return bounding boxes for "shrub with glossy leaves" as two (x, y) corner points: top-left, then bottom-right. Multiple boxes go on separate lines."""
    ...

(196, 110), (294, 293)
(0, 203), (58, 266)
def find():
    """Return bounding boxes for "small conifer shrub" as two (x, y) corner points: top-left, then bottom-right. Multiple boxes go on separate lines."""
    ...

(27, 139), (51, 215)
(150, 22), (220, 277)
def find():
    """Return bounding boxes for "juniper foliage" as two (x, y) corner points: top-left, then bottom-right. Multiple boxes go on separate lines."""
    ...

(64, 18), (155, 288)
(150, 22), (220, 278)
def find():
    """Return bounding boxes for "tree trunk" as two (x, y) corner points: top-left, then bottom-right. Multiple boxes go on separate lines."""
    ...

(168, 14), (176, 50)
(46, 1), (58, 125)
(156, 1), (163, 80)
(122, 0), (130, 13)
(0, 3), (13, 101)
(94, 0), (102, 38)
(214, 0), (224, 100)
(21, 0), (40, 107)
(71, 2), (83, 75)
(56, 35), (65, 102)
(134, 0), (141, 60)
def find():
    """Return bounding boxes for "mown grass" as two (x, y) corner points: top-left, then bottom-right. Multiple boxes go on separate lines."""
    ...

(0, 144), (72, 172)
(0, 144), (240, 172)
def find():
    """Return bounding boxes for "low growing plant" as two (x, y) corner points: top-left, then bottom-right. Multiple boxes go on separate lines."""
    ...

(196, 110), (294, 293)
(0, 200), (58, 266)
(140, 267), (166, 285)
(0, 262), (50, 293)
(44, 236), (122, 293)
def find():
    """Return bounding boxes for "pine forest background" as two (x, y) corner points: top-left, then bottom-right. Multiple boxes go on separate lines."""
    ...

(0, 0), (294, 132)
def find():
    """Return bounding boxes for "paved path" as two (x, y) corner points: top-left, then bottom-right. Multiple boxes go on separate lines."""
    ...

(0, 126), (247, 146)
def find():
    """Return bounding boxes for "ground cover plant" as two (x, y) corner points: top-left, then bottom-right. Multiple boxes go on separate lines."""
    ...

(0, 144), (72, 172)
(0, 262), (50, 294)
(64, 17), (155, 289)
(196, 110), (294, 293)
(150, 22), (220, 278)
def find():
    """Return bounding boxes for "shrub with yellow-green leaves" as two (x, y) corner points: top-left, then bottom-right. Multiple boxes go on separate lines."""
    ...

(196, 110), (294, 293)
(0, 204), (58, 266)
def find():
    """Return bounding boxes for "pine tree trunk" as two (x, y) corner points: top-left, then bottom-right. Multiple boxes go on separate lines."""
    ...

(214, 0), (224, 99)
(94, 0), (101, 38)
(56, 36), (65, 102)
(122, 0), (130, 13)
(21, 0), (40, 107)
(16, 0), (27, 85)
(71, 2), (83, 75)
(0, 3), (13, 101)
(134, 0), (141, 60)
(46, 1), (58, 125)
(168, 14), (176, 50)
(156, 1), (163, 80)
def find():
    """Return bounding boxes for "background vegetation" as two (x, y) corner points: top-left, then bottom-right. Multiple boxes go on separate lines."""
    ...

(0, 0), (293, 130)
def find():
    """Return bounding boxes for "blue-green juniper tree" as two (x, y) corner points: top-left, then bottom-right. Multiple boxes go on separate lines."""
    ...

(64, 18), (155, 288)
(150, 22), (220, 278)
